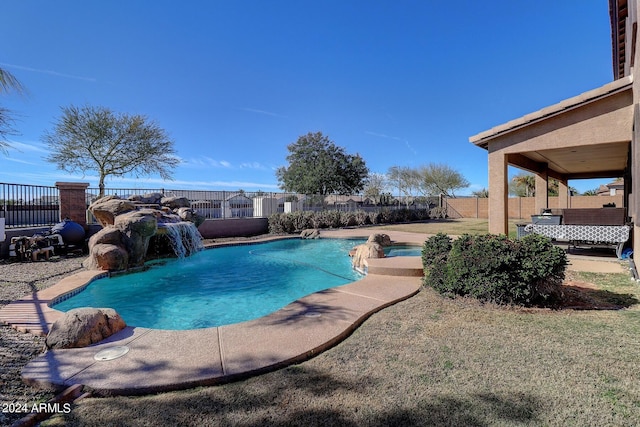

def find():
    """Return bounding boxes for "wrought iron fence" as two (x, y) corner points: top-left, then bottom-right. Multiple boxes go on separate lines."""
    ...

(87, 188), (438, 223)
(0, 182), (439, 228)
(0, 182), (60, 229)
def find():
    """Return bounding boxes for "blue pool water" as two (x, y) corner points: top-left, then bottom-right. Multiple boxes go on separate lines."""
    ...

(54, 238), (365, 330)
(384, 245), (422, 257)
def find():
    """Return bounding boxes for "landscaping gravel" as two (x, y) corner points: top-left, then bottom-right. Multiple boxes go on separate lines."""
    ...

(0, 255), (86, 427)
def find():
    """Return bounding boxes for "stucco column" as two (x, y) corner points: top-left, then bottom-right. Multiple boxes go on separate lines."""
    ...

(631, 2), (640, 256)
(56, 182), (90, 228)
(632, 104), (640, 255)
(488, 149), (508, 235)
(557, 179), (569, 209)
(534, 172), (548, 215)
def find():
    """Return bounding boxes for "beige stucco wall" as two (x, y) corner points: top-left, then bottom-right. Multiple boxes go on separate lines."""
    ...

(446, 195), (624, 220)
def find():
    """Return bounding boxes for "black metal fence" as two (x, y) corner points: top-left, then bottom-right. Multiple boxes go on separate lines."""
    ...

(1, 182), (438, 228)
(0, 182), (60, 229)
(87, 188), (437, 222)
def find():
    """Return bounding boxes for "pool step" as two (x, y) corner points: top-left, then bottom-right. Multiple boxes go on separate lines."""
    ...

(365, 256), (423, 277)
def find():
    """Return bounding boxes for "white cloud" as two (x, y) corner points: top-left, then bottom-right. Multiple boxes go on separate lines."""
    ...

(186, 157), (233, 168)
(107, 176), (280, 190)
(5, 139), (49, 154)
(239, 107), (287, 118)
(3, 157), (39, 166)
(240, 161), (267, 170)
(365, 131), (417, 155)
(1, 62), (96, 82)
(365, 131), (404, 142)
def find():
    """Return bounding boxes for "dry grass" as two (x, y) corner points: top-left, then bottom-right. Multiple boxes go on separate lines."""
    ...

(376, 217), (520, 237)
(44, 231), (640, 426)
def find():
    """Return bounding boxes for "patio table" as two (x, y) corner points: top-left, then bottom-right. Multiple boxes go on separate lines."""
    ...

(525, 224), (631, 258)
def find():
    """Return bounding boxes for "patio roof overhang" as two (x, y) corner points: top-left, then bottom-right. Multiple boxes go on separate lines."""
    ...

(469, 76), (634, 182)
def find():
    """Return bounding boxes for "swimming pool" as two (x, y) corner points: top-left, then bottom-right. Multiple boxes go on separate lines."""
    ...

(53, 238), (365, 330)
(384, 245), (422, 257)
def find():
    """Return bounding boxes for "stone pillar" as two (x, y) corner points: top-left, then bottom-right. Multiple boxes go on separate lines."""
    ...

(56, 182), (90, 228)
(488, 149), (508, 235)
(630, 2), (640, 256)
(534, 172), (548, 215)
(557, 179), (569, 209)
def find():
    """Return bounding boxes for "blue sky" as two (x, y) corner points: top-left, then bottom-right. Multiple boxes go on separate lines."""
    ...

(0, 1), (616, 195)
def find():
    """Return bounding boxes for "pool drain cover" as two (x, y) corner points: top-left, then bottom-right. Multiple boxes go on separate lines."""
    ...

(304, 311), (322, 318)
(94, 346), (130, 361)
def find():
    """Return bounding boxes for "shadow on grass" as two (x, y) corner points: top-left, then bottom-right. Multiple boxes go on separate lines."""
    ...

(58, 366), (543, 426)
(561, 285), (639, 310)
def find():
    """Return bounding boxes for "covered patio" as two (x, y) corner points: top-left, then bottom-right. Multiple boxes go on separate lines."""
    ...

(470, 0), (640, 253)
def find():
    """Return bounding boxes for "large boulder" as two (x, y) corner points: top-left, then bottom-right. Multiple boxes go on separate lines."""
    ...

(161, 196), (191, 209)
(300, 229), (320, 239)
(128, 192), (163, 205)
(46, 308), (126, 349)
(176, 207), (205, 227)
(82, 243), (129, 271)
(89, 195), (136, 227)
(351, 242), (385, 271)
(115, 210), (158, 267)
(367, 233), (392, 246)
(88, 227), (123, 246)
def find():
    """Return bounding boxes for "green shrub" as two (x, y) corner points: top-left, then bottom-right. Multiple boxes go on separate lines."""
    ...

(516, 233), (568, 304)
(291, 211), (314, 232)
(423, 233), (567, 307)
(422, 233), (452, 288)
(354, 211), (371, 226)
(368, 211), (381, 224)
(268, 213), (289, 234)
(422, 233), (452, 270)
(429, 207), (447, 219)
(269, 208), (429, 235)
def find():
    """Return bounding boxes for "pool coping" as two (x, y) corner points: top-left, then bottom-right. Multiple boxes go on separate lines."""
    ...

(2, 230), (425, 396)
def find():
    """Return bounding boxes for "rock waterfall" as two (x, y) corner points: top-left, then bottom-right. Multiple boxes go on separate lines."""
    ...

(84, 193), (205, 271)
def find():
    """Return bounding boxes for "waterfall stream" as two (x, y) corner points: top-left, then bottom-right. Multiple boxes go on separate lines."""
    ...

(160, 222), (204, 258)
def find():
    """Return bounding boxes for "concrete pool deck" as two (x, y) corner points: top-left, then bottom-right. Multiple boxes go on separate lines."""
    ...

(1, 228), (629, 395)
(2, 230), (424, 395)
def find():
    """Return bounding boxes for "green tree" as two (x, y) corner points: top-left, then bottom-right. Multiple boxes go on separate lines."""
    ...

(510, 173), (536, 197)
(418, 163), (469, 198)
(43, 105), (179, 197)
(387, 165), (420, 207)
(510, 172), (573, 197)
(276, 132), (369, 197)
(582, 188), (599, 196)
(472, 188), (489, 198)
(363, 172), (387, 205)
(0, 67), (26, 154)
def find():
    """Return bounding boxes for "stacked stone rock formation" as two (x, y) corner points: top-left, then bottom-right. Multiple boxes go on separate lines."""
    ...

(83, 193), (204, 271)
(351, 233), (392, 271)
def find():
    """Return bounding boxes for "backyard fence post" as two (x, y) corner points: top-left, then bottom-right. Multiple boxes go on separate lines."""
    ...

(55, 182), (90, 228)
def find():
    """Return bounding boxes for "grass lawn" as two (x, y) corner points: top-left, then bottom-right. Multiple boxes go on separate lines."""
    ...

(45, 221), (640, 426)
(376, 217), (521, 237)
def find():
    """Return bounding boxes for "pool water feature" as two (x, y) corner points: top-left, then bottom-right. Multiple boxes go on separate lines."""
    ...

(54, 238), (365, 330)
(384, 245), (422, 257)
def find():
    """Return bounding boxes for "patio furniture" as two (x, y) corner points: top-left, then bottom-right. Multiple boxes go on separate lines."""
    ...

(524, 208), (631, 258)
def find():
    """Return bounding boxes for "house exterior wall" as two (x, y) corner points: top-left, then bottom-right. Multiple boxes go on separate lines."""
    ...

(619, 0), (640, 254)
(486, 90), (634, 154)
(445, 195), (624, 220)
